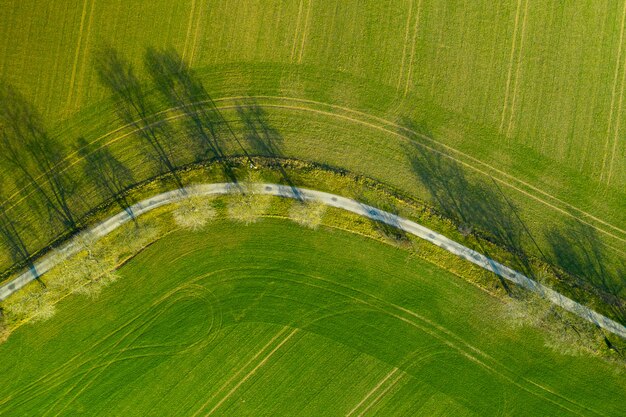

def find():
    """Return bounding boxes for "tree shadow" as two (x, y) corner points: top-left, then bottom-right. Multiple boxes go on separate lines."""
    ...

(94, 46), (183, 188)
(236, 99), (301, 199)
(76, 137), (136, 220)
(144, 47), (242, 183)
(399, 117), (543, 293)
(0, 83), (80, 233)
(546, 219), (626, 325)
(0, 181), (41, 283)
(399, 117), (626, 327)
(355, 194), (409, 244)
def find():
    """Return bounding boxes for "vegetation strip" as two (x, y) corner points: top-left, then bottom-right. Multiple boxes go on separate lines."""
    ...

(1, 182), (624, 340)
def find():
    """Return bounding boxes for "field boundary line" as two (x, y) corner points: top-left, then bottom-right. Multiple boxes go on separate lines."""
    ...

(2, 97), (624, 243)
(346, 367), (399, 417)
(601, 0), (626, 184)
(1, 182), (625, 342)
(500, 0), (523, 133)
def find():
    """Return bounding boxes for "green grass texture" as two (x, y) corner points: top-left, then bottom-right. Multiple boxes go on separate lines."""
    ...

(0, 219), (623, 416)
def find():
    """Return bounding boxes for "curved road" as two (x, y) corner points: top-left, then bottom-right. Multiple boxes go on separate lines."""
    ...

(1, 182), (625, 339)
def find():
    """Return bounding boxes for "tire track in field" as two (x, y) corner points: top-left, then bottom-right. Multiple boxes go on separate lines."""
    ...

(290, 0), (305, 63)
(187, 0), (205, 67)
(600, 0), (626, 184)
(189, 326), (295, 417)
(251, 101), (626, 249)
(499, 0), (524, 134)
(204, 328), (299, 416)
(396, 0), (415, 91)
(1, 96), (624, 250)
(70, 0), (96, 111)
(297, 0), (312, 64)
(505, 0), (529, 138)
(606, 1), (626, 186)
(355, 372), (404, 417)
(43, 286), (217, 417)
(262, 270), (603, 416)
(0, 284), (216, 413)
(0, 224), (612, 415)
(403, 0), (423, 96)
(64, 0), (92, 112)
(181, 0), (198, 63)
(346, 368), (400, 417)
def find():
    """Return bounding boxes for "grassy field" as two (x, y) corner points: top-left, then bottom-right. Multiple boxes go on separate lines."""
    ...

(0, 219), (624, 416)
(0, 0), (624, 289)
(1, 2), (625, 413)
(1, 0), (625, 186)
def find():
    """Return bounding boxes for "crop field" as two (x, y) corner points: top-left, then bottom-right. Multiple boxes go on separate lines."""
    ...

(1, 1), (626, 415)
(0, 220), (624, 416)
(0, 0), (624, 286)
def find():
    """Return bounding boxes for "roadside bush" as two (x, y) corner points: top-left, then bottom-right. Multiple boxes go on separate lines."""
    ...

(227, 193), (272, 225)
(0, 313), (8, 343)
(500, 292), (605, 357)
(288, 200), (326, 229)
(172, 196), (216, 231)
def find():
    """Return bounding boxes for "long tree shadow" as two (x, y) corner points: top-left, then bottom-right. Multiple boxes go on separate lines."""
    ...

(144, 47), (241, 183)
(236, 99), (301, 200)
(76, 137), (136, 220)
(0, 83), (80, 234)
(94, 46), (184, 189)
(399, 118), (542, 293)
(546, 219), (626, 325)
(0, 182), (41, 284)
(399, 117), (626, 327)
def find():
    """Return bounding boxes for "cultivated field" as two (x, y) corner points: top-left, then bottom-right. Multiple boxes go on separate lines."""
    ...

(0, 220), (624, 416)
(0, 1), (624, 291)
(0, 1), (625, 415)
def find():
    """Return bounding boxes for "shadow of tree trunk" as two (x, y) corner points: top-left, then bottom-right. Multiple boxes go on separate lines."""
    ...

(76, 137), (136, 220)
(0, 83), (79, 232)
(236, 99), (301, 199)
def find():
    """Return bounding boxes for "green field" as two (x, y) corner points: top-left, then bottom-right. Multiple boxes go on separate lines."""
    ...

(0, 0), (624, 281)
(1, 2), (626, 415)
(0, 219), (624, 416)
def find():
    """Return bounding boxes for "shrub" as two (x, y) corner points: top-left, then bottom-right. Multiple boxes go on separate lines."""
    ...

(172, 196), (216, 231)
(288, 200), (326, 229)
(227, 193), (272, 225)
